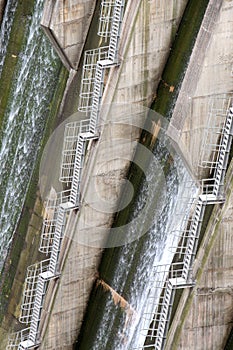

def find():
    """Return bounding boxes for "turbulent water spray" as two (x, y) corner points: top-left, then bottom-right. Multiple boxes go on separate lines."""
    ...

(0, 0), (18, 77)
(84, 148), (196, 350)
(0, 0), (61, 271)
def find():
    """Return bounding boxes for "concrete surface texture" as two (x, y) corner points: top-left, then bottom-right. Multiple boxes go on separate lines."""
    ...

(165, 160), (233, 350)
(41, 0), (97, 70)
(168, 0), (233, 179)
(107, 0), (189, 107)
(39, 1), (189, 348)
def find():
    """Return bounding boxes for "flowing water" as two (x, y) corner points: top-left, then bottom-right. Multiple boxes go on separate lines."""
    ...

(0, 0), (18, 77)
(77, 137), (196, 350)
(0, 0), (61, 272)
(76, 1), (210, 347)
(101, 173), (194, 350)
(0, 0), (206, 347)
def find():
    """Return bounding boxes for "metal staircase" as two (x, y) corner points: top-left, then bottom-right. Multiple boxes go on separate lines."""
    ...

(20, 268), (39, 325)
(17, 203), (69, 349)
(79, 0), (125, 117)
(69, 132), (98, 206)
(19, 260), (50, 324)
(154, 275), (192, 350)
(27, 276), (46, 344)
(48, 206), (66, 274)
(17, 263), (53, 349)
(89, 62), (105, 132)
(87, 0), (126, 131)
(146, 199), (205, 349)
(78, 47), (109, 113)
(200, 104), (233, 203)
(89, 57), (118, 131)
(138, 263), (191, 350)
(39, 190), (70, 254)
(18, 277), (47, 349)
(39, 202), (58, 255)
(40, 216), (56, 255)
(108, 0), (125, 62)
(8, 1), (128, 348)
(154, 280), (175, 350)
(69, 135), (86, 206)
(98, 0), (115, 40)
(145, 199), (205, 350)
(60, 120), (89, 184)
(181, 199), (205, 281)
(134, 102), (233, 350)
(212, 106), (233, 197)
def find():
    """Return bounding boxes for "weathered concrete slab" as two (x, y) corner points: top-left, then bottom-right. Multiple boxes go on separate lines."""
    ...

(167, 0), (233, 178)
(41, 0), (97, 70)
(114, 0), (188, 107)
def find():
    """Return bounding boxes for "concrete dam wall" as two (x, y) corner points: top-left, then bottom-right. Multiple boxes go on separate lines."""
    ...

(39, 1), (189, 349)
(1, 0), (233, 349)
(41, 0), (97, 70)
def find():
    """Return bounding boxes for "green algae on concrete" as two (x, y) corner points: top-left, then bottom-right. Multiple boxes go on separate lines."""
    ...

(151, 0), (209, 119)
(0, 63), (69, 336)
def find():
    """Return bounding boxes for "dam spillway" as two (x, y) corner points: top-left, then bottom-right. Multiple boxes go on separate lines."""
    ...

(0, 0), (233, 348)
(0, 0), (61, 273)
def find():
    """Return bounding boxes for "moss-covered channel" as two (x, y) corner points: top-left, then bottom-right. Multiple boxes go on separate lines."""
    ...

(0, 0), (69, 343)
(75, 0), (210, 349)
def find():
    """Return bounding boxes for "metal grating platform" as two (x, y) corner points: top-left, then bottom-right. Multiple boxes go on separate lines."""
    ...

(7, 328), (31, 350)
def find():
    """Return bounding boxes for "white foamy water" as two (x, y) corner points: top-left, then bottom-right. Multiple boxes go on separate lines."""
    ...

(128, 167), (197, 350)
(0, 0), (18, 76)
(0, 0), (60, 271)
(88, 146), (197, 350)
